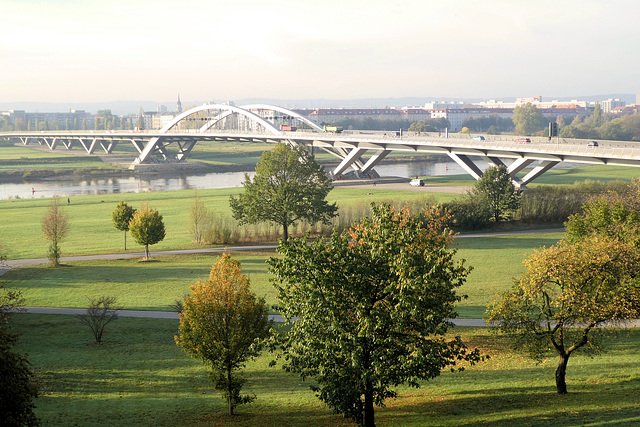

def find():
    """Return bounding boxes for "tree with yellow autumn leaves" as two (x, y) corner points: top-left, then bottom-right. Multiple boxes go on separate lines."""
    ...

(487, 181), (640, 394)
(175, 254), (271, 415)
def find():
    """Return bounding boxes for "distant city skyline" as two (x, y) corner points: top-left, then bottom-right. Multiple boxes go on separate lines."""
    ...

(1, 0), (638, 104)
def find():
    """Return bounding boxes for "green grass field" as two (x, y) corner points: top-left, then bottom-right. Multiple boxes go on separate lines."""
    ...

(421, 164), (640, 187)
(0, 186), (453, 260)
(0, 145), (123, 175)
(1, 232), (564, 318)
(3, 152), (640, 425)
(9, 314), (640, 426)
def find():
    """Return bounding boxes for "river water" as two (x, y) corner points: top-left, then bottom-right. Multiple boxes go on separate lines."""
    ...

(0, 160), (480, 200)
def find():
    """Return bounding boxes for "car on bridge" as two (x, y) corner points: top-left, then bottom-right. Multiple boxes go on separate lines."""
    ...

(472, 135), (485, 141)
(515, 137), (531, 143)
(587, 140), (599, 147)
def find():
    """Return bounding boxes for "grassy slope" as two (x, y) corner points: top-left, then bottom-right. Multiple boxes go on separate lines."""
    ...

(9, 314), (640, 426)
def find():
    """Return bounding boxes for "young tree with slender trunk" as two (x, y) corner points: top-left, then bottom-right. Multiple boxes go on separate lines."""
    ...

(42, 198), (69, 267)
(175, 253), (271, 416)
(229, 143), (337, 242)
(128, 204), (165, 261)
(188, 194), (212, 244)
(77, 296), (123, 343)
(111, 201), (136, 250)
(269, 204), (482, 426)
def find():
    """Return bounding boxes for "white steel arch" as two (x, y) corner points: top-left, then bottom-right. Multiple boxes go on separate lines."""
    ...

(241, 104), (323, 132)
(134, 104), (286, 164)
(196, 104), (323, 134)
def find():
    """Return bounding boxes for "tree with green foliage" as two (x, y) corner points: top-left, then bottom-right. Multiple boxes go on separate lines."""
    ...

(188, 194), (212, 244)
(175, 253), (271, 416)
(486, 125), (500, 135)
(512, 103), (545, 135)
(229, 143), (337, 242)
(408, 120), (435, 133)
(136, 108), (145, 130)
(268, 204), (482, 426)
(565, 179), (640, 244)
(128, 204), (165, 260)
(1, 286), (40, 426)
(472, 165), (520, 222)
(592, 102), (603, 126)
(487, 236), (640, 394)
(111, 201), (136, 250)
(442, 195), (492, 230)
(42, 198), (69, 267)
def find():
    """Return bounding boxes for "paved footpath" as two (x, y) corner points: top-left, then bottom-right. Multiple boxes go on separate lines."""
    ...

(20, 306), (489, 327)
(0, 229), (566, 273)
(19, 307), (639, 328)
(4, 234), (638, 328)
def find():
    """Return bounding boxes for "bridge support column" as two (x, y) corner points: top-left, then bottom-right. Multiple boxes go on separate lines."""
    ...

(361, 150), (390, 174)
(333, 148), (368, 176)
(135, 137), (161, 164)
(519, 161), (559, 187)
(507, 158), (534, 176)
(487, 157), (507, 168)
(176, 140), (199, 161)
(447, 153), (483, 180)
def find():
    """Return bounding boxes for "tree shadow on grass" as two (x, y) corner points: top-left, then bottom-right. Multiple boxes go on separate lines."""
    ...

(380, 378), (640, 426)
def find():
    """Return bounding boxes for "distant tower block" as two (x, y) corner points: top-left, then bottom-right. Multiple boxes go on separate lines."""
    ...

(177, 94), (182, 113)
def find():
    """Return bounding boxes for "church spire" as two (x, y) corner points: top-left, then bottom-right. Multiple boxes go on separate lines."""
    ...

(177, 94), (182, 113)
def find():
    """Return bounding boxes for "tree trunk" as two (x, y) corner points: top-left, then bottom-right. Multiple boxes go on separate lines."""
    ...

(555, 353), (570, 394)
(124, 231), (127, 251)
(144, 244), (150, 261)
(282, 222), (289, 243)
(227, 367), (234, 416)
(363, 387), (375, 427)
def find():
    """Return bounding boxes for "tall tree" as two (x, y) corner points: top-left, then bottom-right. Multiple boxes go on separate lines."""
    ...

(128, 204), (165, 260)
(229, 143), (337, 242)
(268, 204), (482, 426)
(111, 201), (137, 250)
(0, 286), (40, 426)
(512, 103), (545, 135)
(188, 194), (212, 244)
(136, 108), (145, 130)
(487, 236), (640, 394)
(42, 198), (69, 267)
(472, 165), (520, 222)
(175, 253), (271, 415)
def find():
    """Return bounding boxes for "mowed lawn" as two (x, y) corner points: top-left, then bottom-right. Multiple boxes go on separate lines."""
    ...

(0, 186), (452, 260)
(3, 164), (640, 426)
(9, 314), (640, 426)
(2, 231), (564, 318)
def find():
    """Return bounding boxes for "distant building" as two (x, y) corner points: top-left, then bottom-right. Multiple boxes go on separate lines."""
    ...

(600, 98), (626, 113)
(307, 108), (404, 123)
(1, 109), (92, 130)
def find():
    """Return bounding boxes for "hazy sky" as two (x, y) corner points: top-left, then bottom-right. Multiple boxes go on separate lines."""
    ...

(2, 0), (638, 103)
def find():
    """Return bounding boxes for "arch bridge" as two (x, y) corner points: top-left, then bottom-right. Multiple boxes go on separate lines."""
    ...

(3, 103), (640, 187)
